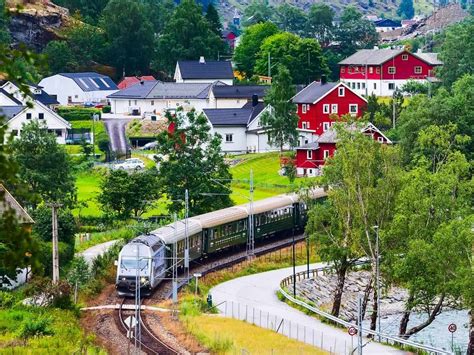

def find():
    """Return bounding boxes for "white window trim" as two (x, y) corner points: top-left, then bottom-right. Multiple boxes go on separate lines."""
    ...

(338, 87), (345, 97)
(302, 104), (307, 114)
(324, 150), (330, 159)
(331, 104), (338, 114)
(307, 150), (312, 160)
(302, 122), (307, 130)
(414, 66), (422, 74)
(369, 67), (373, 74)
(377, 136), (384, 143)
(323, 104), (330, 114)
(225, 133), (234, 143)
(323, 122), (330, 132)
(349, 104), (358, 115)
(388, 66), (396, 74)
(402, 54), (408, 61)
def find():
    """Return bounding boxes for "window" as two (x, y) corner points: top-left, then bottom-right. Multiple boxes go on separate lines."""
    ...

(134, 100), (137, 105)
(225, 133), (233, 143)
(151, 115), (157, 121)
(67, 96), (72, 103)
(376, 67), (380, 74)
(100, 78), (110, 88)
(338, 87), (345, 97)
(402, 54), (408, 61)
(362, 83), (366, 89)
(414, 66), (422, 74)
(307, 150), (312, 159)
(369, 67), (373, 74)
(304, 139), (309, 144)
(349, 104), (358, 115)
(26, 113), (32, 120)
(324, 150), (330, 159)
(341, 67), (345, 73)
(357, 83), (361, 90)
(355, 66), (359, 72)
(323, 104), (330, 114)
(74, 95), (78, 99)
(331, 104), (338, 114)
(38, 113), (44, 120)
(348, 67), (352, 74)
(55, 130), (62, 137)
(388, 67), (396, 74)
(79, 78), (89, 89)
(11, 130), (18, 136)
(302, 104), (307, 114)
(377, 136), (384, 143)
(151, 100), (154, 106)
(128, 100), (131, 106)
(374, 83), (377, 90)
(302, 122), (307, 130)
(388, 83), (395, 90)
(309, 169), (313, 175)
(323, 122), (330, 132)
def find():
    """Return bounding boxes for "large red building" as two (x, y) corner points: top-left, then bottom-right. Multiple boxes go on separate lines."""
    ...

(292, 80), (391, 177)
(338, 48), (442, 97)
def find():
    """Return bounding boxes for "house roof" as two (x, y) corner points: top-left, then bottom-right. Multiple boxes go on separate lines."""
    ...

(0, 184), (34, 224)
(59, 72), (118, 92)
(292, 81), (339, 104)
(339, 49), (443, 66)
(109, 81), (220, 100)
(177, 60), (234, 80)
(203, 102), (266, 126)
(0, 106), (26, 119)
(33, 90), (59, 106)
(117, 76), (156, 90)
(212, 85), (269, 99)
(0, 88), (23, 105)
(374, 19), (401, 27)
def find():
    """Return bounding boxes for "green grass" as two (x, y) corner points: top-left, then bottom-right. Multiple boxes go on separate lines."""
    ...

(74, 170), (103, 217)
(0, 292), (104, 353)
(64, 145), (82, 154)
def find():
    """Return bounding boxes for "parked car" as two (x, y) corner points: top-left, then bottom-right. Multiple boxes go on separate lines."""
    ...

(141, 141), (158, 150)
(111, 158), (145, 171)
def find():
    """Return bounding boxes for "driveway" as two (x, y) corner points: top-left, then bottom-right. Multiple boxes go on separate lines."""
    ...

(102, 118), (131, 153)
(210, 264), (406, 354)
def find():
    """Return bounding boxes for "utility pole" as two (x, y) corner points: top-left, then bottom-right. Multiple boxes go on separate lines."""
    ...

(357, 294), (363, 355)
(374, 225), (381, 342)
(48, 202), (62, 283)
(267, 52), (271, 78)
(134, 243), (141, 352)
(292, 231), (296, 298)
(172, 213), (178, 305)
(184, 189), (189, 281)
(247, 169), (255, 258)
(306, 234), (310, 278)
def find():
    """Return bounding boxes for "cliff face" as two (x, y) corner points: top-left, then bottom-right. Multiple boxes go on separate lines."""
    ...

(7, 1), (71, 51)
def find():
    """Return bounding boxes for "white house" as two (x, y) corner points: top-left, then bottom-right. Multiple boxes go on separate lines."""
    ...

(174, 57), (234, 85)
(38, 72), (118, 106)
(209, 85), (269, 108)
(203, 101), (277, 154)
(0, 81), (71, 144)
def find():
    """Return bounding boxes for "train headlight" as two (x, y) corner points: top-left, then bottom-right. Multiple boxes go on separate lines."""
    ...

(140, 277), (148, 284)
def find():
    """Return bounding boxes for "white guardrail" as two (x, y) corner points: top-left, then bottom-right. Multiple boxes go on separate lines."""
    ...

(279, 266), (452, 355)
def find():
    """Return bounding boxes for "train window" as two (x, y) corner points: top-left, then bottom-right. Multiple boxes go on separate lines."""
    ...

(214, 228), (218, 238)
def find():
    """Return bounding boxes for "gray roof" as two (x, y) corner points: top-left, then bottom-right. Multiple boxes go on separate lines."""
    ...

(212, 85), (269, 99)
(316, 129), (338, 143)
(0, 184), (34, 224)
(339, 49), (443, 66)
(59, 72), (118, 92)
(178, 60), (234, 80)
(204, 102), (265, 126)
(108, 81), (218, 100)
(292, 81), (338, 104)
(0, 106), (26, 119)
(339, 49), (404, 65)
(0, 88), (22, 105)
(298, 142), (319, 150)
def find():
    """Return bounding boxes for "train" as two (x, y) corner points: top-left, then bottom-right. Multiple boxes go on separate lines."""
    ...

(115, 188), (327, 296)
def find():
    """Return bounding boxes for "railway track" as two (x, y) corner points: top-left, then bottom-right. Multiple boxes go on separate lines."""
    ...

(116, 298), (178, 355)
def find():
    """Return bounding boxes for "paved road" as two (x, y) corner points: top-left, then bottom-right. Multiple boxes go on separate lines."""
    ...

(210, 264), (406, 354)
(102, 118), (131, 153)
(78, 240), (119, 266)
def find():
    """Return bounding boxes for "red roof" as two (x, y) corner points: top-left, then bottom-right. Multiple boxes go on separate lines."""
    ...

(117, 76), (156, 90)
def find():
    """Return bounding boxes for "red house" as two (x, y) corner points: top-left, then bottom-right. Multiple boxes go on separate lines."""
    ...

(117, 76), (156, 90)
(292, 79), (370, 177)
(296, 123), (392, 177)
(339, 48), (442, 97)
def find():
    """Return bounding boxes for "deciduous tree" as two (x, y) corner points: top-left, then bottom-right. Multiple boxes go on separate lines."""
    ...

(397, 0), (415, 19)
(205, 2), (222, 37)
(260, 65), (299, 153)
(272, 4), (307, 36)
(154, 108), (233, 215)
(306, 4), (334, 46)
(242, 0), (273, 27)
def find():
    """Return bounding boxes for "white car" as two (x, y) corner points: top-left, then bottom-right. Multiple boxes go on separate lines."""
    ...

(112, 158), (145, 171)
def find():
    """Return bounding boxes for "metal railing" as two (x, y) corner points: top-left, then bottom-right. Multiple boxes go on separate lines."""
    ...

(279, 265), (452, 355)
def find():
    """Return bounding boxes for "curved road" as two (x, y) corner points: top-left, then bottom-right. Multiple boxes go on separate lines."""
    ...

(102, 118), (131, 154)
(210, 264), (407, 354)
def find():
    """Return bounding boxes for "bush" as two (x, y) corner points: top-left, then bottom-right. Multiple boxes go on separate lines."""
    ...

(102, 106), (111, 113)
(24, 278), (73, 309)
(0, 291), (15, 308)
(56, 107), (101, 121)
(18, 318), (54, 340)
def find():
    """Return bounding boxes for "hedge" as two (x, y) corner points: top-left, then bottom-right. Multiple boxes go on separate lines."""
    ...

(57, 107), (102, 121)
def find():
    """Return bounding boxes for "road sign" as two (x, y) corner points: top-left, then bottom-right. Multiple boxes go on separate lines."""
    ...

(448, 323), (457, 333)
(348, 326), (357, 336)
(193, 273), (202, 278)
(124, 316), (137, 329)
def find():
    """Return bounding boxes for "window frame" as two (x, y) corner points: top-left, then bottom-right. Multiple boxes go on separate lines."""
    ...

(401, 54), (409, 61)
(323, 122), (330, 132)
(388, 83), (395, 91)
(377, 136), (384, 143)
(306, 150), (312, 160)
(225, 133), (234, 143)
(331, 104), (338, 114)
(323, 150), (330, 159)
(414, 66), (422, 74)
(302, 104), (307, 114)
(323, 104), (330, 114)
(338, 87), (345, 97)
(349, 104), (358, 115)
(388, 66), (396, 75)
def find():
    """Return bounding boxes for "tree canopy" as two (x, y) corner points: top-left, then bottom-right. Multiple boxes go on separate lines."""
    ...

(154, 108), (233, 216)
(306, 4), (334, 46)
(397, 0), (415, 19)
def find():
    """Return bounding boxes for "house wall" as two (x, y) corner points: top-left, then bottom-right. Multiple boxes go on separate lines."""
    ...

(296, 84), (366, 135)
(213, 126), (248, 153)
(39, 75), (117, 105)
(110, 98), (211, 116)
(6, 105), (70, 144)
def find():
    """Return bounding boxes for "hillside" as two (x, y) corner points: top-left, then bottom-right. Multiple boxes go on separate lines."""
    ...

(217, 0), (436, 24)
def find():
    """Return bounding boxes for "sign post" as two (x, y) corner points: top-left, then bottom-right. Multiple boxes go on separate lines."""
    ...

(448, 323), (457, 352)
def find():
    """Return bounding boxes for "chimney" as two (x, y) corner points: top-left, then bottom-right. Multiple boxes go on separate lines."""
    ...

(321, 75), (327, 85)
(140, 80), (144, 85)
(252, 94), (259, 107)
(199, 56), (206, 64)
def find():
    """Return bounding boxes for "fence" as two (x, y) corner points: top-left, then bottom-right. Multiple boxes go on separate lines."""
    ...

(280, 266), (452, 355)
(216, 300), (358, 355)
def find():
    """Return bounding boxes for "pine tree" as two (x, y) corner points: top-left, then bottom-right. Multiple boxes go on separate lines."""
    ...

(397, 0), (415, 19)
(205, 2), (222, 37)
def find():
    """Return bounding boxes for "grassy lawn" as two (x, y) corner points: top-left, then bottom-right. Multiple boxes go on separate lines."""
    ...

(74, 170), (102, 217)
(0, 291), (104, 353)
(185, 315), (326, 354)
